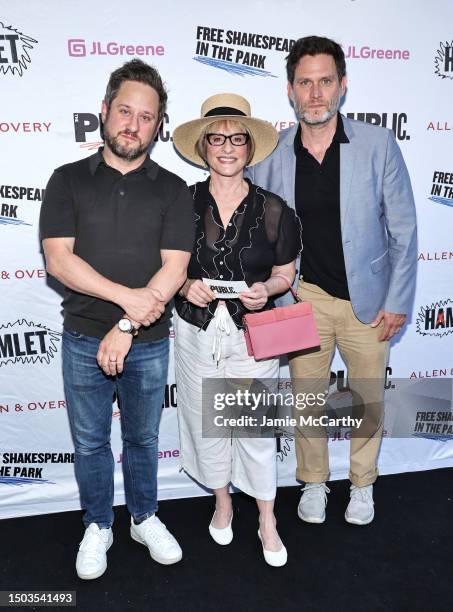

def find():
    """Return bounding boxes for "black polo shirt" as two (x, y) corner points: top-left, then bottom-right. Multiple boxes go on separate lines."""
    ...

(40, 149), (195, 341)
(294, 113), (350, 300)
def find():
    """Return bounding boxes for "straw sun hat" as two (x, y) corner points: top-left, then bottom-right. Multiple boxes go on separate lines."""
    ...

(172, 93), (278, 168)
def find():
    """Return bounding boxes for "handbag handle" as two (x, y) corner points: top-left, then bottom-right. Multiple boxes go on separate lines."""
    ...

(271, 273), (302, 304)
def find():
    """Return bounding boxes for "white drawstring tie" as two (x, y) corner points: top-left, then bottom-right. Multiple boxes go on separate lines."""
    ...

(212, 304), (231, 364)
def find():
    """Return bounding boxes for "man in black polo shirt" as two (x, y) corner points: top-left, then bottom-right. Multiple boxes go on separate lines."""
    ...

(40, 60), (194, 579)
(249, 36), (416, 526)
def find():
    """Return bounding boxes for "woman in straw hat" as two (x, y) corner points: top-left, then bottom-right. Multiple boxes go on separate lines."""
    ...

(172, 93), (301, 567)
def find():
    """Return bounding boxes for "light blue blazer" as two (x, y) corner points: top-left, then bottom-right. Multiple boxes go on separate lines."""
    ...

(248, 115), (417, 324)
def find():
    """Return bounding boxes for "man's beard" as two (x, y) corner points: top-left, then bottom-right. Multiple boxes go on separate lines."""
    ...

(293, 94), (341, 126)
(104, 126), (150, 161)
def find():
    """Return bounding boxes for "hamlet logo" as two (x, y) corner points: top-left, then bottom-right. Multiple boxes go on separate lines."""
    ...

(428, 170), (453, 208)
(435, 40), (453, 80)
(73, 112), (171, 150)
(193, 26), (294, 77)
(416, 299), (453, 338)
(0, 21), (38, 77)
(0, 452), (73, 486)
(0, 320), (61, 367)
(346, 112), (410, 141)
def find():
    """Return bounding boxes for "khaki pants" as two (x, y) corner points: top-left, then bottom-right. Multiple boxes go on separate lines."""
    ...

(289, 281), (389, 487)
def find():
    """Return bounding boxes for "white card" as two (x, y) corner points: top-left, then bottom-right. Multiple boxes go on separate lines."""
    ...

(202, 278), (249, 299)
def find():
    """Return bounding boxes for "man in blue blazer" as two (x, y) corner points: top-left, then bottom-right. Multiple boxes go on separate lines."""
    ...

(249, 36), (417, 525)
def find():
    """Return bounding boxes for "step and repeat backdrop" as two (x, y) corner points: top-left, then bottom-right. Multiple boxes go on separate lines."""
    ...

(1, 0), (453, 519)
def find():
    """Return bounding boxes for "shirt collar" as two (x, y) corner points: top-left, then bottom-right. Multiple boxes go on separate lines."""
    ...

(294, 112), (349, 153)
(89, 146), (159, 179)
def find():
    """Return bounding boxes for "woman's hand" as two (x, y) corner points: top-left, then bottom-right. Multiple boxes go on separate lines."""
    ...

(239, 282), (269, 311)
(180, 279), (215, 308)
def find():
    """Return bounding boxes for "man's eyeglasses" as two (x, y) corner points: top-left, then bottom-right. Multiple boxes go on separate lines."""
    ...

(205, 133), (250, 146)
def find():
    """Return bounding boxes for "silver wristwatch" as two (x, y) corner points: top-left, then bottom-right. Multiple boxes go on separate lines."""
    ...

(118, 317), (138, 337)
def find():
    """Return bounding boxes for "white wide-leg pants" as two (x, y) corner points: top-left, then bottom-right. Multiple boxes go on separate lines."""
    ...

(174, 306), (279, 501)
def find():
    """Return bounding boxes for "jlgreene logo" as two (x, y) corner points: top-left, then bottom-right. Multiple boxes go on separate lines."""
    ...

(416, 299), (453, 338)
(429, 170), (453, 208)
(344, 44), (409, 60)
(68, 38), (164, 58)
(0, 21), (38, 77)
(435, 40), (453, 80)
(0, 320), (61, 367)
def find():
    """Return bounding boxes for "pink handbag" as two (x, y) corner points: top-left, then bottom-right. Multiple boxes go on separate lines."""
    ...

(243, 277), (320, 360)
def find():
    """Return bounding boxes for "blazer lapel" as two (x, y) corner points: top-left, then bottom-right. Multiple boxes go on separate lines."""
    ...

(340, 118), (356, 228)
(280, 125), (298, 209)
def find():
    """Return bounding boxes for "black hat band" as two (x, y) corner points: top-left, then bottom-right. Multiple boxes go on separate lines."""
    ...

(204, 106), (247, 118)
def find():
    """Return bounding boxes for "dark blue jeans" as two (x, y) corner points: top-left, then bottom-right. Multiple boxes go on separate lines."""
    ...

(62, 329), (169, 528)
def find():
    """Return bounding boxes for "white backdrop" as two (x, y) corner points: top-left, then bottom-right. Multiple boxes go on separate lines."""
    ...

(1, 0), (453, 519)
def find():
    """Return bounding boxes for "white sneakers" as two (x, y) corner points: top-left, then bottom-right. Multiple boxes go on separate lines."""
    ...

(76, 515), (182, 579)
(298, 482), (374, 525)
(345, 484), (374, 525)
(208, 511), (233, 545)
(76, 523), (113, 580)
(297, 482), (331, 523)
(130, 515), (183, 564)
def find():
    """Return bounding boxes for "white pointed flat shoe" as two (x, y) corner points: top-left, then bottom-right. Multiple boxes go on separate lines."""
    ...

(208, 512), (233, 545)
(257, 529), (287, 567)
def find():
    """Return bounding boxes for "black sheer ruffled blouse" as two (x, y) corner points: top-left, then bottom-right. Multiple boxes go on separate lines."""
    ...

(175, 178), (301, 330)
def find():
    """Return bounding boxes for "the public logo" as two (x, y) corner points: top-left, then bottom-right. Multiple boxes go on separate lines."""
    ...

(0, 320), (61, 367)
(416, 299), (453, 338)
(193, 26), (294, 77)
(435, 41), (453, 80)
(73, 112), (171, 150)
(0, 21), (38, 77)
(429, 170), (453, 208)
(345, 112), (410, 141)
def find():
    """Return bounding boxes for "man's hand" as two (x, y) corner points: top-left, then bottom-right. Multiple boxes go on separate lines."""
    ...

(119, 287), (165, 326)
(239, 282), (269, 311)
(97, 325), (133, 376)
(181, 279), (215, 308)
(371, 309), (406, 341)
